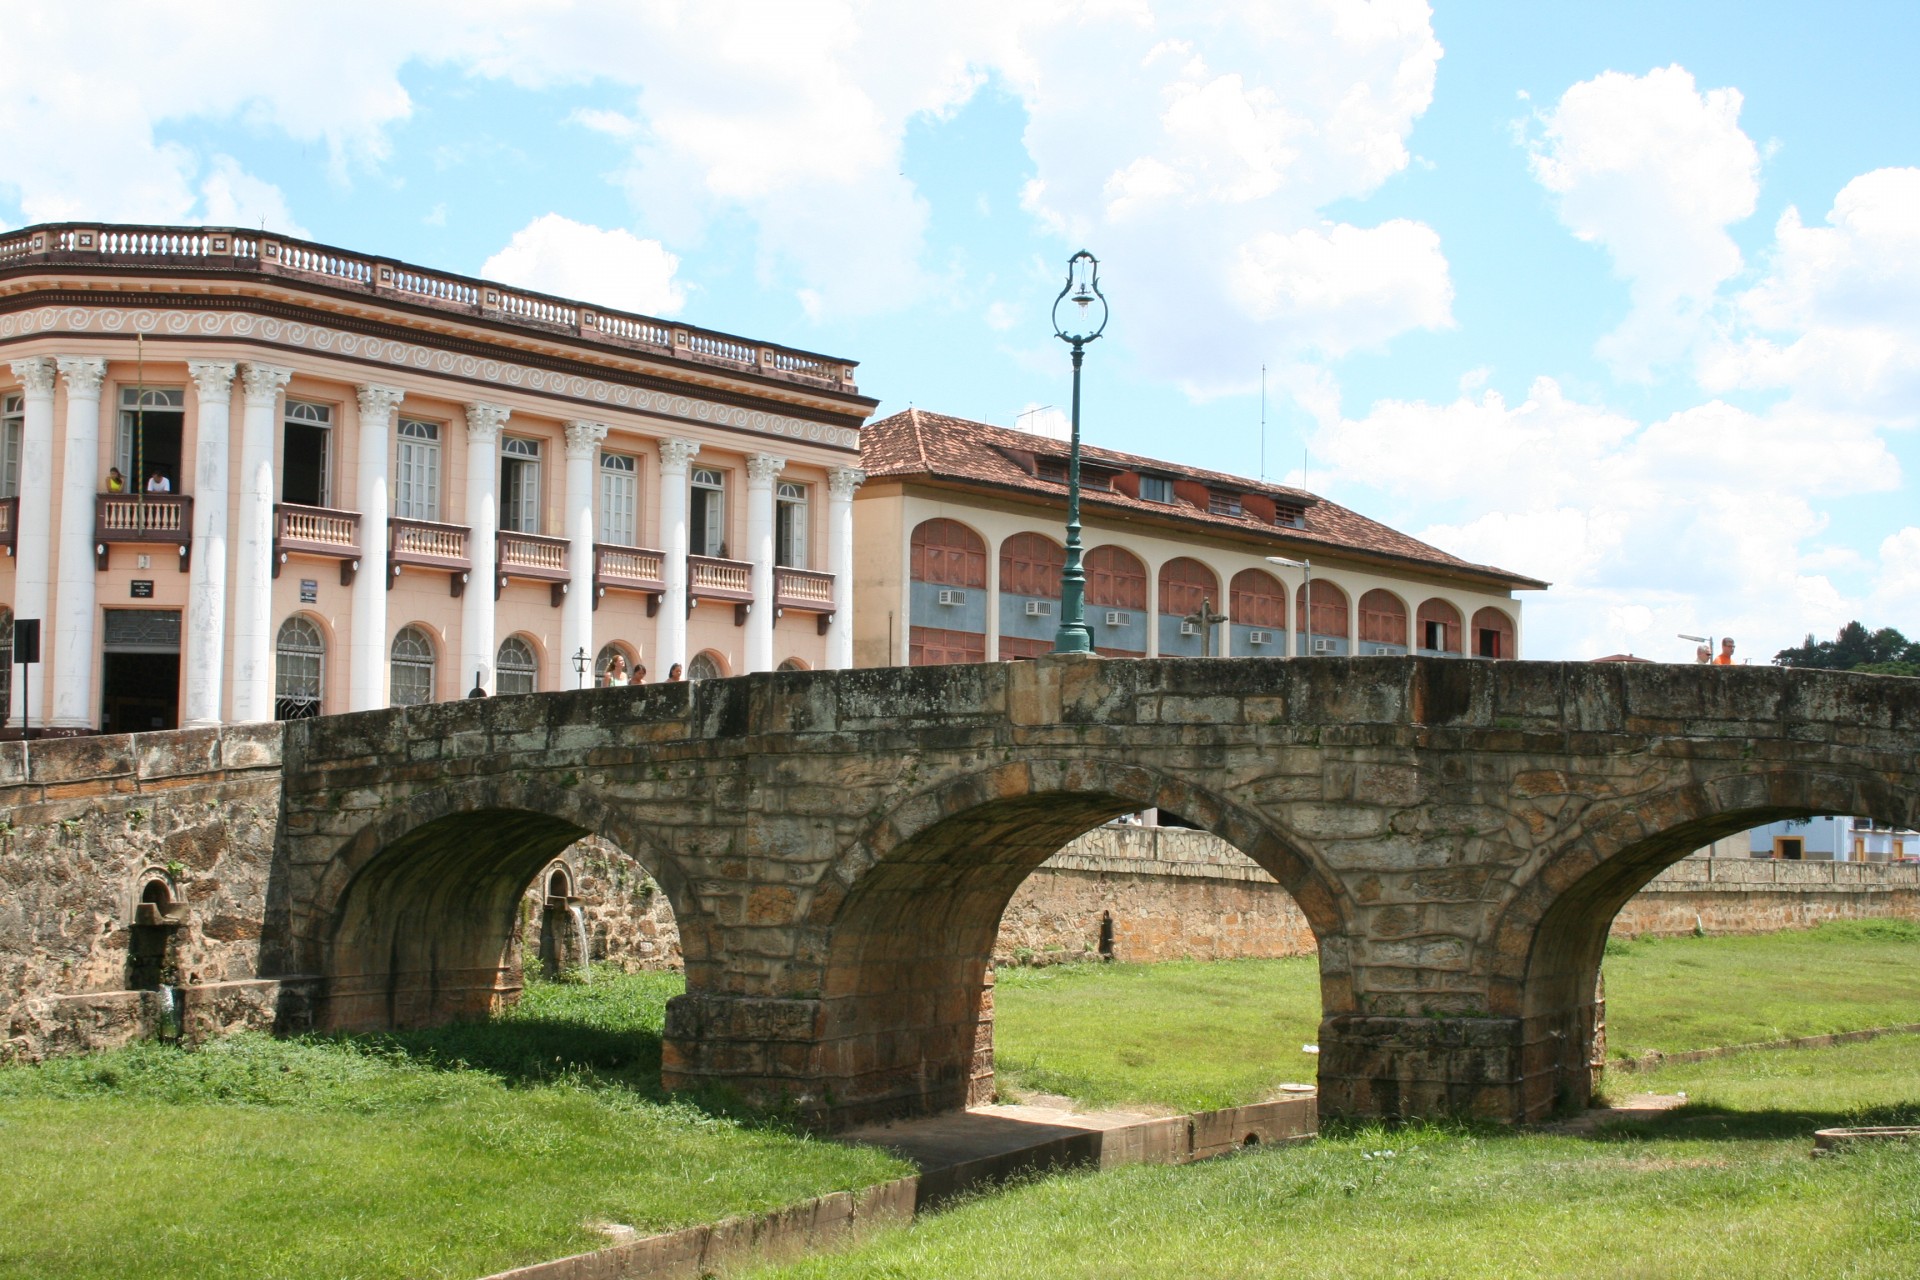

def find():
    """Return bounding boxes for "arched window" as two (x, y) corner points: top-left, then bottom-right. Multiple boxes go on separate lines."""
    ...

(274, 615), (325, 720)
(777, 657), (809, 672)
(1084, 546), (1147, 609)
(1417, 599), (1462, 655)
(0, 605), (11, 728)
(497, 635), (539, 695)
(687, 650), (724, 681)
(1296, 580), (1350, 653)
(1358, 589), (1410, 651)
(1000, 532), (1064, 598)
(1229, 569), (1286, 629)
(910, 519), (987, 587)
(1472, 607), (1516, 660)
(1157, 557), (1220, 618)
(595, 642), (637, 686)
(390, 626), (436, 706)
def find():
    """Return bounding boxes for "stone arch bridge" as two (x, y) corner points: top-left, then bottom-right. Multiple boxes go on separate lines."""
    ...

(256, 655), (1920, 1127)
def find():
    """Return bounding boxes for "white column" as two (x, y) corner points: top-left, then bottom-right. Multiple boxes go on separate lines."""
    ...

(349, 384), (404, 711)
(656, 438), (699, 675)
(744, 452), (784, 674)
(49, 357), (106, 729)
(230, 363), (292, 723)
(182, 361), (236, 728)
(1144, 564), (1160, 659)
(826, 467), (863, 670)
(461, 403), (509, 695)
(7, 358), (55, 726)
(562, 419), (607, 683)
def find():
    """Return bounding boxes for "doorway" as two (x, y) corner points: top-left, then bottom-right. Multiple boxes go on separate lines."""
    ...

(100, 609), (180, 732)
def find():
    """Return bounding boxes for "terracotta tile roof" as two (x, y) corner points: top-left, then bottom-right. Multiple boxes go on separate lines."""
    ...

(861, 408), (1548, 590)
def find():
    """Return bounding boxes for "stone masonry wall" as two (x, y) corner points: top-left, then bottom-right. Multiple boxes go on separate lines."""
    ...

(0, 726), (299, 1062)
(995, 829), (1920, 967)
(518, 835), (683, 974)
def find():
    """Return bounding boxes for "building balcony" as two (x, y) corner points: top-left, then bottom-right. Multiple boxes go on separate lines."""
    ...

(497, 530), (570, 606)
(388, 517), (471, 596)
(775, 566), (837, 634)
(94, 493), (192, 570)
(689, 554), (754, 625)
(0, 496), (15, 557)
(594, 543), (665, 615)
(274, 503), (362, 585)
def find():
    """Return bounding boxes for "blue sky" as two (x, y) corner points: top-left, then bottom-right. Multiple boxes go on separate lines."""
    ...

(6, 1), (1917, 661)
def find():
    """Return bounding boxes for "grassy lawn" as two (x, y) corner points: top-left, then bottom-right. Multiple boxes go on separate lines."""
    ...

(0, 971), (906, 1280)
(750, 1036), (1920, 1279)
(992, 920), (1920, 1113)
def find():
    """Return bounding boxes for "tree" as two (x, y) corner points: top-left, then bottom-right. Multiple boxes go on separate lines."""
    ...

(1774, 622), (1920, 672)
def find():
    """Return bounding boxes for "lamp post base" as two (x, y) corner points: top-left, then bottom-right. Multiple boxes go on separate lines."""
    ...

(1052, 625), (1094, 655)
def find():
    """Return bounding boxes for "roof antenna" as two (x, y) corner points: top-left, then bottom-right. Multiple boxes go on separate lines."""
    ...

(1259, 364), (1266, 481)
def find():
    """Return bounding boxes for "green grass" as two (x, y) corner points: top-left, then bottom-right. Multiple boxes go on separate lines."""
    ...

(751, 1036), (1920, 1279)
(992, 921), (1920, 1113)
(0, 970), (906, 1280)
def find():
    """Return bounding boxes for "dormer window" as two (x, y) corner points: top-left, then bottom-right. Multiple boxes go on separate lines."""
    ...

(1140, 475), (1174, 504)
(1208, 491), (1243, 517)
(1081, 466), (1114, 493)
(1037, 457), (1067, 484)
(1273, 502), (1305, 528)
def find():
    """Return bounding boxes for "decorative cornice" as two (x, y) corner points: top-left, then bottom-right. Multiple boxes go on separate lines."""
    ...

(465, 401), (511, 442)
(9, 356), (55, 396)
(658, 437), (701, 473)
(746, 452), (788, 485)
(828, 467), (867, 500)
(186, 359), (237, 398)
(564, 419), (609, 459)
(240, 362), (294, 406)
(0, 303), (862, 451)
(356, 383), (406, 420)
(55, 355), (107, 397)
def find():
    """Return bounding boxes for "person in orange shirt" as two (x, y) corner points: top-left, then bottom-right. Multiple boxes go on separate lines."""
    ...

(1714, 637), (1736, 666)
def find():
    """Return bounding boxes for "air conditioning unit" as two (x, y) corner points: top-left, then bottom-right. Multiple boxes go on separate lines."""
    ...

(937, 589), (966, 606)
(1312, 638), (1336, 654)
(1248, 630), (1271, 646)
(1104, 610), (1131, 627)
(1025, 599), (1052, 617)
(1179, 621), (1201, 636)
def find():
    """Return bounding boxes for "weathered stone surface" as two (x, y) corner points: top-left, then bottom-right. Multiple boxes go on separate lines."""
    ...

(4, 657), (1918, 1127)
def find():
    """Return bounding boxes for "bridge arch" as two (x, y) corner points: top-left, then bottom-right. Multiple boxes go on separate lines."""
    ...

(310, 773), (705, 1033)
(802, 755), (1351, 1123)
(1488, 765), (1920, 1119)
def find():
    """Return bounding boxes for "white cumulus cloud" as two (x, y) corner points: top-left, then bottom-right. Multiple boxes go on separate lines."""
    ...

(482, 215), (686, 317)
(1528, 65), (1760, 377)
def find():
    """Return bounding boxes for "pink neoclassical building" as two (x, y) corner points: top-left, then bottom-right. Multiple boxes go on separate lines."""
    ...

(0, 224), (872, 732)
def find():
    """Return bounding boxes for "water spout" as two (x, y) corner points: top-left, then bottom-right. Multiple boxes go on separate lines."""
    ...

(569, 904), (592, 983)
(156, 984), (179, 1040)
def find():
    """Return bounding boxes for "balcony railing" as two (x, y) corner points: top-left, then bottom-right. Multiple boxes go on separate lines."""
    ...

(776, 566), (836, 634)
(1, 222), (862, 393)
(94, 493), (192, 570)
(274, 503), (362, 584)
(0, 496), (15, 557)
(388, 517), (471, 596)
(594, 543), (665, 615)
(690, 554), (753, 624)
(497, 530), (570, 606)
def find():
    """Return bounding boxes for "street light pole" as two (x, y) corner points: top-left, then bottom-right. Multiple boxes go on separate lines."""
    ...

(1267, 556), (1313, 656)
(1052, 250), (1109, 655)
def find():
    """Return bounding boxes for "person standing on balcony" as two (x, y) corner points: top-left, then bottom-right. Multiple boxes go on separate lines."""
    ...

(106, 467), (125, 493)
(145, 468), (170, 493)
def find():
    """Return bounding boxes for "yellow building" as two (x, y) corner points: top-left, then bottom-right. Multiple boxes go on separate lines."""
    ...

(854, 409), (1545, 667)
(0, 223), (872, 731)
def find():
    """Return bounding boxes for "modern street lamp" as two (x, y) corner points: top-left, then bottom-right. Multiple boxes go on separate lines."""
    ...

(1267, 556), (1313, 655)
(1051, 250), (1109, 654)
(572, 646), (590, 688)
(1678, 632), (1713, 664)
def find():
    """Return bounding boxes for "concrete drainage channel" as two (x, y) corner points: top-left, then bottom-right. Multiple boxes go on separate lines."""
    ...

(479, 1093), (1318, 1280)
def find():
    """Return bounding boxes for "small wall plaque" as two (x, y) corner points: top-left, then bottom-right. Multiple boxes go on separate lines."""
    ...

(130, 580), (154, 599)
(300, 579), (319, 604)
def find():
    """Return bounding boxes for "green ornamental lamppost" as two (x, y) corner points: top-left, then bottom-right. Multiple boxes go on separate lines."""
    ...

(1052, 250), (1109, 654)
